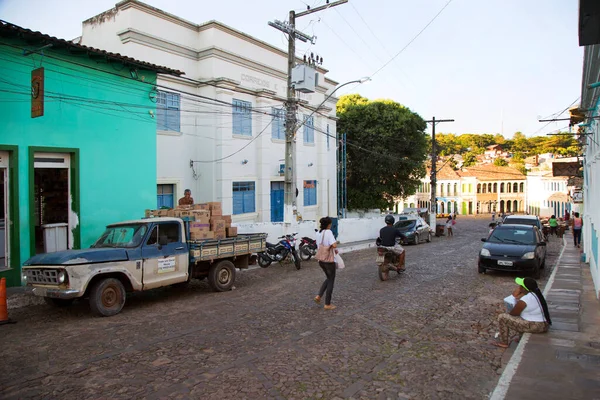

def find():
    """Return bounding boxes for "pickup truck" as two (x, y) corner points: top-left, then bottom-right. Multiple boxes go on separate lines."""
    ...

(22, 217), (267, 317)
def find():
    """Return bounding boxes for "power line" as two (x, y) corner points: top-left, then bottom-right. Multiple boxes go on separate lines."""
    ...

(369, 0), (454, 80)
(534, 96), (580, 136)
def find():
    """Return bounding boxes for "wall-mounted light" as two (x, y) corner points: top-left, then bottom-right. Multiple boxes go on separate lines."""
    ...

(308, 162), (314, 167)
(241, 159), (249, 165)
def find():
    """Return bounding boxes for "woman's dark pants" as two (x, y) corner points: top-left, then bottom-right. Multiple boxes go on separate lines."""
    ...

(318, 261), (336, 305)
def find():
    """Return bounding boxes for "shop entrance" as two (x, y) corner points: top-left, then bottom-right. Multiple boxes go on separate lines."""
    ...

(34, 153), (70, 254)
(0, 151), (9, 270)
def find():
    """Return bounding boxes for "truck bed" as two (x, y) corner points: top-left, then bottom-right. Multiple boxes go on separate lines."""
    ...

(188, 233), (267, 262)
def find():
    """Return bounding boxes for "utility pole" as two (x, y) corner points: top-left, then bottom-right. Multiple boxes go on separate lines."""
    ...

(425, 117), (454, 230)
(269, 0), (348, 224)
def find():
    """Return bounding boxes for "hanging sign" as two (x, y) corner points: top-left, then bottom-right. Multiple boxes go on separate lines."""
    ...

(31, 67), (44, 118)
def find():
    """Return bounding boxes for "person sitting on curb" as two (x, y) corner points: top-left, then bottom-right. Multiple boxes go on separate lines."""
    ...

(492, 277), (552, 348)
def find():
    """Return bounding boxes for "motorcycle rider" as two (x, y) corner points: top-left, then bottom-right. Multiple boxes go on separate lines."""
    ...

(379, 215), (406, 271)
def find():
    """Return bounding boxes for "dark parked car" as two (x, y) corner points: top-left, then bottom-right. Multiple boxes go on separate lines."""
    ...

(478, 224), (546, 278)
(501, 215), (543, 230)
(394, 217), (432, 245)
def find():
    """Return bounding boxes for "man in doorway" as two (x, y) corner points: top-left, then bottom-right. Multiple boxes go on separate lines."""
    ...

(178, 189), (194, 206)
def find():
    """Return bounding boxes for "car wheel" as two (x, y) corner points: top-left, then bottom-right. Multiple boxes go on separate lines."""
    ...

(426, 232), (432, 243)
(478, 263), (486, 274)
(540, 258), (546, 269)
(531, 262), (541, 279)
(413, 234), (419, 245)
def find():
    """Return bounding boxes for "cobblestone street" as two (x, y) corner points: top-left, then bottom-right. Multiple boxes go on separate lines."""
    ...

(0, 216), (563, 399)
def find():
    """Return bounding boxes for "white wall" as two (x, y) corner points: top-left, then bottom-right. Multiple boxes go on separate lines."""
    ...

(235, 217), (385, 245)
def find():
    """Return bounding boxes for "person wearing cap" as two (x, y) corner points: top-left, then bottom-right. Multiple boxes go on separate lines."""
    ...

(493, 277), (552, 348)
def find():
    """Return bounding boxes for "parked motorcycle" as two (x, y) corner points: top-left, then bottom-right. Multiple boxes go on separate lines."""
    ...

(299, 230), (318, 261)
(258, 233), (301, 270)
(375, 237), (405, 281)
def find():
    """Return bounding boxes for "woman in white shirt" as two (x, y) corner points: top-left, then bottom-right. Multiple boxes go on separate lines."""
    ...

(493, 277), (552, 348)
(314, 216), (338, 310)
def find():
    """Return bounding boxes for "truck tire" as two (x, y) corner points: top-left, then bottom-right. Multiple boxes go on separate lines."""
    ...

(208, 260), (236, 292)
(44, 297), (74, 307)
(89, 277), (126, 317)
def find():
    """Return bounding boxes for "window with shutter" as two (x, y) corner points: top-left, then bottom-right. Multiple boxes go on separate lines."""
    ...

(232, 181), (256, 214)
(303, 115), (314, 144)
(233, 99), (252, 136)
(157, 91), (180, 132)
(303, 180), (317, 206)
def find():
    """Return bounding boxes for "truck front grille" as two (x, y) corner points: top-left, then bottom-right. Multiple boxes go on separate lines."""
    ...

(24, 269), (60, 285)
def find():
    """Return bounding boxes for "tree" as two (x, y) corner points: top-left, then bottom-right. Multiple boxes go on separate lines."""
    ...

(493, 158), (508, 167)
(337, 95), (428, 210)
(463, 152), (477, 167)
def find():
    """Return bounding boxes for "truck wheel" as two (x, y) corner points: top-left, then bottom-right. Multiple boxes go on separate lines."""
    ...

(208, 260), (236, 292)
(44, 297), (74, 307)
(89, 278), (126, 317)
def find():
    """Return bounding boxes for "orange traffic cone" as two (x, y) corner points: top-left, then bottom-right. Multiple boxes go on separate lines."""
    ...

(0, 277), (16, 325)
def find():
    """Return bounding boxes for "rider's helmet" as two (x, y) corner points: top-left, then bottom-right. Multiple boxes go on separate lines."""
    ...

(384, 215), (395, 225)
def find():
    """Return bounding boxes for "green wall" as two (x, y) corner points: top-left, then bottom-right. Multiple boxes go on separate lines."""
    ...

(0, 39), (159, 286)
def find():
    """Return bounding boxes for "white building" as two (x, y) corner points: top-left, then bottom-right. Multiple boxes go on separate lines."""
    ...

(79, 0), (339, 223)
(526, 171), (571, 218)
(579, 36), (600, 298)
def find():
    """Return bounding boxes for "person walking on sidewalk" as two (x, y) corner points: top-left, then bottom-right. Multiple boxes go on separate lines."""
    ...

(572, 212), (583, 248)
(548, 215), (558, 237)
(493, 277), (552, 348)
(314, 216), (338, 310)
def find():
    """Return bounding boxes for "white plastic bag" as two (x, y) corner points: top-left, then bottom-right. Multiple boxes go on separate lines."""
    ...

(335, 253), (345, 269)
(504, 295), (517, 312)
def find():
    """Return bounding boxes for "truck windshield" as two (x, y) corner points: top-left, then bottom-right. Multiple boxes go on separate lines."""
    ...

(92, 224), (149, 248)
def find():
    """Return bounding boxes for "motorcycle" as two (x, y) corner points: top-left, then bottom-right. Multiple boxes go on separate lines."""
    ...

(299, 230), (318, 261)
(258, 233), (301, 270)
(375, 237), (405, 281)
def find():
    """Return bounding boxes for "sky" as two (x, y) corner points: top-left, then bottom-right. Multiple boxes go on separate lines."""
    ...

(0, 0), (584, 138)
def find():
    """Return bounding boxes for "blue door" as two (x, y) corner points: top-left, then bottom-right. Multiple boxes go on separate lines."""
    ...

(271, 182), (284, 222)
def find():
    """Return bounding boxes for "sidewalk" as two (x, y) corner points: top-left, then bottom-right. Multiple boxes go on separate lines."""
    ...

(492, 232), (600, 399)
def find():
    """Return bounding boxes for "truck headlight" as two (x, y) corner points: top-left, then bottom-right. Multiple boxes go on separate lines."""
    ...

(57, 270), (67, 284)
(522, 252), (535, 260)
(480, 248), (491, 257)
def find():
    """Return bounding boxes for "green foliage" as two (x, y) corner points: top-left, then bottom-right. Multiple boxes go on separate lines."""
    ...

(433, 132), (580, 157)
(514, 163), (528, 175)
(337, 94), (428, 210)
(463, 152), (477, 167)
(493, 158), (508, 167)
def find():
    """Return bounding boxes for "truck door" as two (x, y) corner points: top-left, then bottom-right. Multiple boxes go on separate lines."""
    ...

(141, 221), (188, 290)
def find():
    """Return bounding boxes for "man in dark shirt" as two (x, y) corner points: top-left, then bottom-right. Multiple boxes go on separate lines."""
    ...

(379, 215), (406, 271)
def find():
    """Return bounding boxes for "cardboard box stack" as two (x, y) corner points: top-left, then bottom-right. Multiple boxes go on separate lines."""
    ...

(145, 201), (235, 241)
